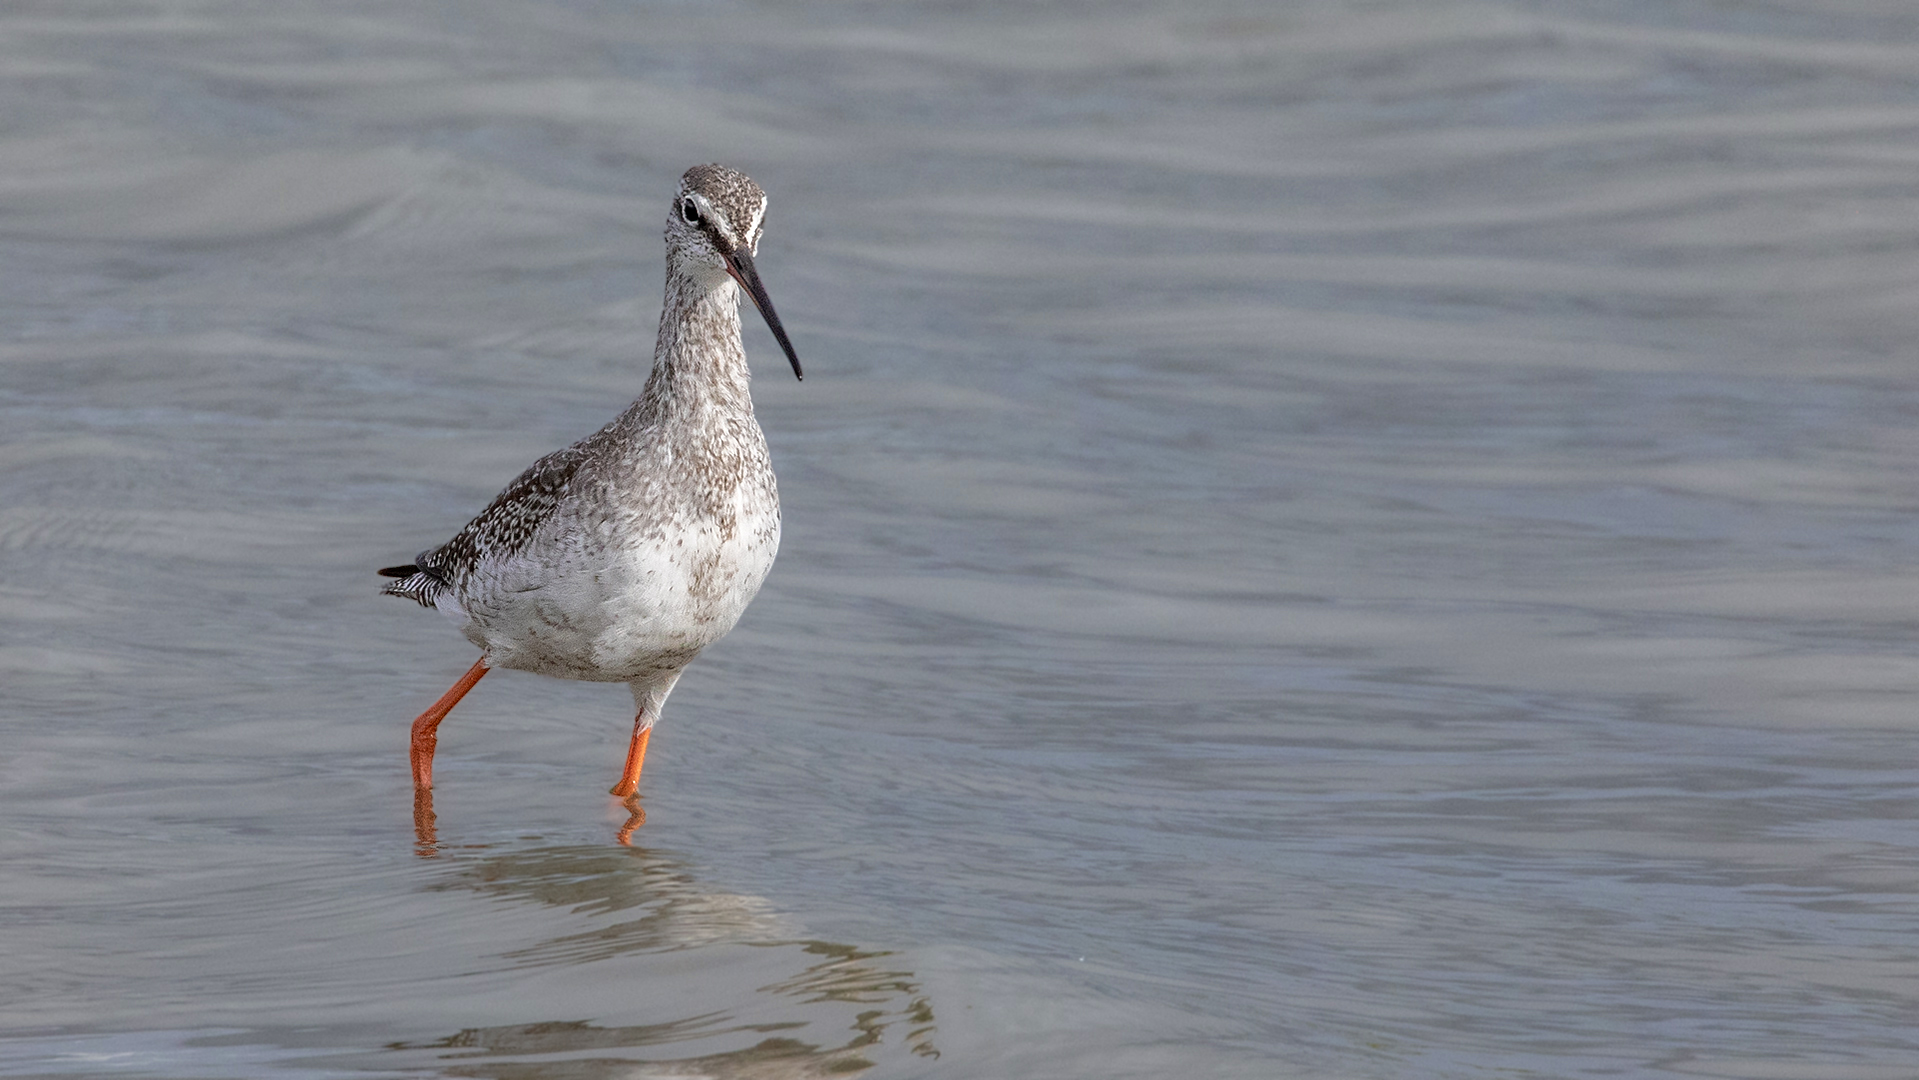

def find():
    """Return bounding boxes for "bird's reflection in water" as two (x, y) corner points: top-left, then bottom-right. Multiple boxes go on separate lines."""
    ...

(398, 843), (937, 1077)
(414, 789), (648, 854)
(615, 795), (645, 846)
(414, 787), (440, 857)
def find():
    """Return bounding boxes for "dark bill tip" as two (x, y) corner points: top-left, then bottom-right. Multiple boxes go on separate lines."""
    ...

(724, 248), (804, 381)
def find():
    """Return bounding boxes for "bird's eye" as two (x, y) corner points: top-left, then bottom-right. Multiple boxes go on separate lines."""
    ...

(680, 199), (701, 225)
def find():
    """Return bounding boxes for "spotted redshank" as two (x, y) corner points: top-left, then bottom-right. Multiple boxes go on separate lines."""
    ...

(380, 164), (801, 822)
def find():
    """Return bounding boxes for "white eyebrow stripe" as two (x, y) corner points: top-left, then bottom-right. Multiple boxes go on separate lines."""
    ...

(687, 192), (737, 244)
(746, 197), (766, 251)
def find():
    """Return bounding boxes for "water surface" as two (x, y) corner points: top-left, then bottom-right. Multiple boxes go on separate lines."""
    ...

(3, 1), (1918, 1077)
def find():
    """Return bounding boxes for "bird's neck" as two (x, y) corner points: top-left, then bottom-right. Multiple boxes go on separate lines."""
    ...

(637, 269), (754, 422)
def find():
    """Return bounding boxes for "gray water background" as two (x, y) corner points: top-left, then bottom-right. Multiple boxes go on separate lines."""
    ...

(2, 1), (1918, 1076)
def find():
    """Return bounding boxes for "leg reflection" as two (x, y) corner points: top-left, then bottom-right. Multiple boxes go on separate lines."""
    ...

(413, 785), (439, 857)
(414, 778), (648, 852)
(616, 794), (646, 846)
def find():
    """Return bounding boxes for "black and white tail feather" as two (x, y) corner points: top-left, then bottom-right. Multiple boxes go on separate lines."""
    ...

(378, 561), (447, 608)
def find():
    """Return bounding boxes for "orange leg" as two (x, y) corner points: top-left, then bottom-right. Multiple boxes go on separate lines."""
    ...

(409, 658), (489, 790)
(608, 722), (652, 798)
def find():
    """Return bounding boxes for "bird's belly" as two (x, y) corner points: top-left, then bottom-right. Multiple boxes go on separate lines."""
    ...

(458, 512), (778, 682)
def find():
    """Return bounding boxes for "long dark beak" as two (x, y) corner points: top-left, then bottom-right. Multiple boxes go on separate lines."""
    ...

(723, 247), (803, 381)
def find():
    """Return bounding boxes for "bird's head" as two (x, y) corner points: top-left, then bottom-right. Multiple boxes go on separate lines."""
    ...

(666, 164), (802, 380)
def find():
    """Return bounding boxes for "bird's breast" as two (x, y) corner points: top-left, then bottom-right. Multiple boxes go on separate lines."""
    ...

(460, 477), (780, 682)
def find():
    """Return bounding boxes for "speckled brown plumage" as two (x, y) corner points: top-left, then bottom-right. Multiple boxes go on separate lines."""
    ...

(380, 164), (802, 797)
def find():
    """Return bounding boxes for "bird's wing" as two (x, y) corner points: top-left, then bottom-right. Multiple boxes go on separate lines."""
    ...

(381, 441), (592, 608)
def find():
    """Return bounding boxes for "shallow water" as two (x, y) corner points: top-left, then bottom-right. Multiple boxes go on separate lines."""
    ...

(3, 1), (1918, 1076)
